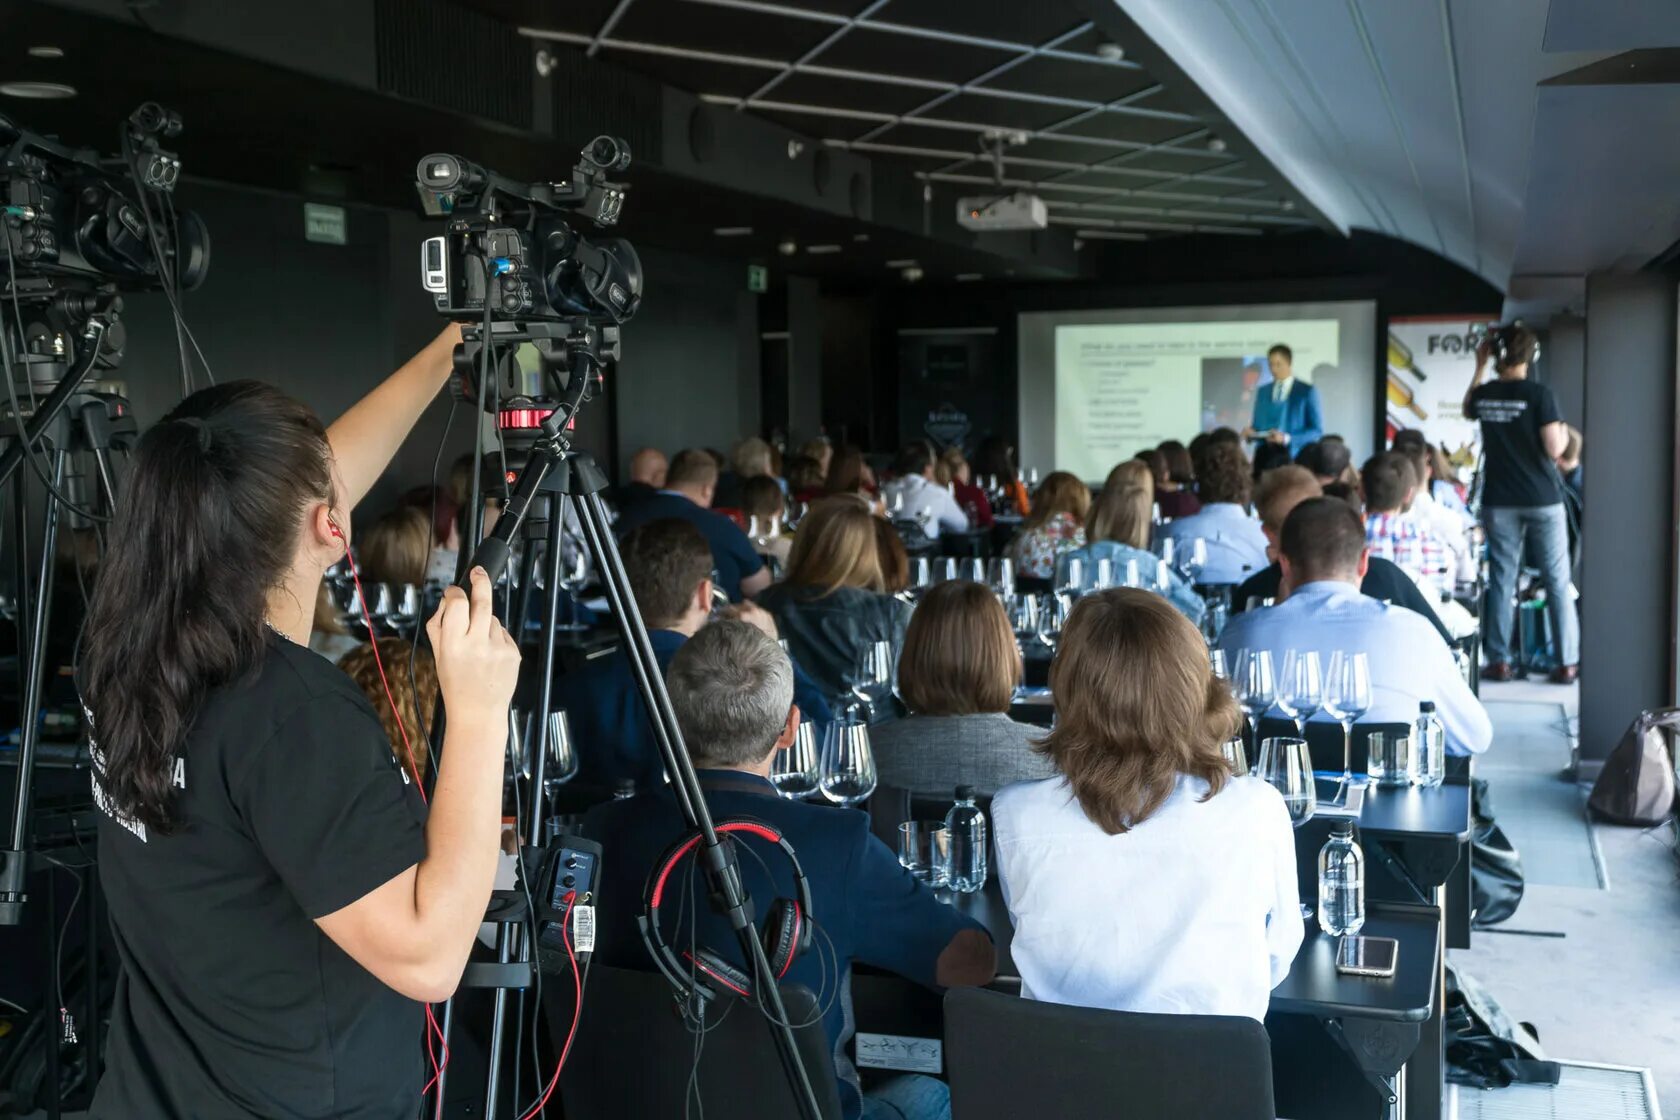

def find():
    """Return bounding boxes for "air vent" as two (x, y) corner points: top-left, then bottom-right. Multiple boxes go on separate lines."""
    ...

(376, 0), (532, 130)
(547, 49), (662, 171)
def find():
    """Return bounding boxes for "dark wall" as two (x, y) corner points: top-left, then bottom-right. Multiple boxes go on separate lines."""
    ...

(94, 182), (755, 519)
(857, 230), (1502, 456)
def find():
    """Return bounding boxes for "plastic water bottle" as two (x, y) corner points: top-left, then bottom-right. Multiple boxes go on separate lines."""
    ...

(1414, 701), (1445, 788)
(1317, 821), (1365, 937)
(944, 785), (988, 893)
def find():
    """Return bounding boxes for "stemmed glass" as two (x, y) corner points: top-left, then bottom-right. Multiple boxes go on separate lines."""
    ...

(987, 557), (1015, 600)
(1035, 592), (1070, 650)
(1209, 648), (1230, 682)
(846, 640), (893, 721)
(1154, 536), (1177, 572)
(1091, 557), (1115, 591)
(1179, 537), (1208, 585)
(555, 537), (591, 631)
(1121, 558), (1141, 589)
(1233, 649), (1276, 765)
(958, 557), (985, 584)
(909, 557), (933, 593)
(1256, 736), (1317, 920)
(1323, 651), (1373, 791)
(543, 709), (578, 797)
(1008, 594), (1039, 651)
(770, 721), (821, 799)
(1277, 650), (1323, 736)
(819, 721), (877, 806)
(1056, 557), (1086, 598)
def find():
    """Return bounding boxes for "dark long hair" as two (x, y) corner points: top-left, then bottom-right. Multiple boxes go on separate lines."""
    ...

(80, 382), (334, 833)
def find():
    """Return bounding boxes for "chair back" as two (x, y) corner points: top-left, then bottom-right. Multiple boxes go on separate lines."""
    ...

(558, 964), (844, 1120)
(944, 987), (1275, 1120)
(1255, 717), (1410, 776)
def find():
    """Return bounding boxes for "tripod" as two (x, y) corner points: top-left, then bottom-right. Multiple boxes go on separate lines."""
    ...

(429, 324), (824, 1120)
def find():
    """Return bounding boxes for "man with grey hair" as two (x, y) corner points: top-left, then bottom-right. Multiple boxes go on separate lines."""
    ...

(584, 621), (996, 1120)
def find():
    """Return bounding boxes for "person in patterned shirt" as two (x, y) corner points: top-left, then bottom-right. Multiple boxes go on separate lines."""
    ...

(1361, 452), (1450, 595)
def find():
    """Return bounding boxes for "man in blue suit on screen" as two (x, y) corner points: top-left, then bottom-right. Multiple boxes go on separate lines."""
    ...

(1245, 343), (1323, 451)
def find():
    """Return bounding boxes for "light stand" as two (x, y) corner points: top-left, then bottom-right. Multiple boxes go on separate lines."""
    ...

(430, 319), (824, 1120)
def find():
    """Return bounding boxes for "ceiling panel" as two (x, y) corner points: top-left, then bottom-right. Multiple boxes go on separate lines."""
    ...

(611, 2), (833, 58)
(983, 54), (1162, 105)
(816, 26), (1016, 85)
(877, 0), (1090, 49)
(770, 70), (935, 117)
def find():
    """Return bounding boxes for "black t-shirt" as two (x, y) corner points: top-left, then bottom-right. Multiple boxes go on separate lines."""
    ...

(90, 633), (427, 1119)
(1466, 378), (1564, 507)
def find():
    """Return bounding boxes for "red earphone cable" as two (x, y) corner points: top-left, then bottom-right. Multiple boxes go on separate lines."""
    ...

(517, 891), (581, 1120)
(334, 529), (449, 1091)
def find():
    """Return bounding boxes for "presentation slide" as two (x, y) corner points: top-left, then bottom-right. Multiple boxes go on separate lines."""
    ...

(1018, 301), (1377, 484)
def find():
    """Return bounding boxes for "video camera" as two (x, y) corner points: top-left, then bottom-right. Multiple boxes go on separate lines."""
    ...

(1, 103), (210, 382)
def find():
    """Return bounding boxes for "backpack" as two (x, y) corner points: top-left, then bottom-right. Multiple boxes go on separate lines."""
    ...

(1587, 707), (1680, 826)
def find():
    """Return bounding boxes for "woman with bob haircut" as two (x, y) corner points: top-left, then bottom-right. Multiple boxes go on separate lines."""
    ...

(871, 581), (1056, 797)
(755, 495), (911, 718)
(992, 590), (1302, 1022)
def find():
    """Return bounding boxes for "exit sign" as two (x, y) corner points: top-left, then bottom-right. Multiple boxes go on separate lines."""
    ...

(747, 264), (768, 293)
(304, 202), (347, 245)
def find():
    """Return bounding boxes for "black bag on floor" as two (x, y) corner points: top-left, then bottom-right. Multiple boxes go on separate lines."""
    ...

(1469, 778), (1524, 926)
(1445, 963), (1560, 1089)
(1588, 707), (1680, 826)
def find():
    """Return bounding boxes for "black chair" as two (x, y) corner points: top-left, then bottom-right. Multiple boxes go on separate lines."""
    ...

(944, 987), (1275, 1120)
(1255, 717), (1410, 777)
(558, 964), (845, 1120)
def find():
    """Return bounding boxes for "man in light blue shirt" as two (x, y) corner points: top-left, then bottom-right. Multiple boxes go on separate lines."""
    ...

(1218, 497), (1492, 756)
(1158, 440), (1268, 585)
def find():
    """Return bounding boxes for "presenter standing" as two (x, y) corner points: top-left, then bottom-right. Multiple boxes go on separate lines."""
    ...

(1245, 344), (1323, 450)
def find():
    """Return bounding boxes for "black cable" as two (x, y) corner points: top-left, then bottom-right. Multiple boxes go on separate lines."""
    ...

(408, 398), (456, 760)
(161, 193), (215, 385)
(120, 128), (191, 396)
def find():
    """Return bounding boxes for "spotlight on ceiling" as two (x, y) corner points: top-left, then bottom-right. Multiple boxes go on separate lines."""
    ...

(1207, 137), (1228, 153)
(777, 239), (798, 256)
(0, 81), (76, 99)
(713, 226), (753, 236)
(1096, 42), (1125, 62)
(901, 266), (924, 282)
(1280, 200), (1295, 211)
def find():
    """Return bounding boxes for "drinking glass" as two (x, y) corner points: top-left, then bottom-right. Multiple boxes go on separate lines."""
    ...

(1154, 536), (1177, 571)
(936, 557), (958, 584)
(543, 709), (579, 802)
(770, 721), (821, 799)
(1245, 596), (1275, 613)
(959, 557), (985, 584)
(1090, 557), (1115, 590)
(1209, 647), (1229, 682)
(1153, 557), (1173, 594)
(1367, 732), (1414, 788)
(1181, 537), (1209, 584)
(1057, 557), (1086, 597)
(846, 640), (894, 721)
(1008, 594), (1039, 647)
(1323, 650), (1373, 789)
(556, 538), (591, 631)
(1025, 467), (1041, 488)
(897, 821), (951, 888)
(1121, 558), (1141, 589)
(1220, 733), (1249, 777)
(1034, 592), (1069, 649)
(1233, 649), (1276, 765)
(987, 557), (1015, 600)
(1256, 736), (1317, 919)
(909, 556), (933, 592)
(746, 514), (763, 542)
(819, 721), (877, 806)
(1277, 649), (1323, 736)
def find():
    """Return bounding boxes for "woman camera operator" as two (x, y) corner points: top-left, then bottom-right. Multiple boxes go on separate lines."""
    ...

(79, 324), (523, 1119)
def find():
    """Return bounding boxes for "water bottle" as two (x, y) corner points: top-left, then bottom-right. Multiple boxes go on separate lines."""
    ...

(1317, 821), (1365, 937)
(944, 785), (988, 893)
(1414, 701), (1445, 788)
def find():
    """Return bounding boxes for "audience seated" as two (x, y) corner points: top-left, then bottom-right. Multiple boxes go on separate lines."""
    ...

(714, 435), (777, 509)
(1295, 437), (1351, 488)
(1251, 441), (1292, 479)
(1150, 441), (1202, 520)
(359, 505), (431, 587)
(992, 590), (1302, 1021)
(555, 519), (831, 792)
(827, 444), (879, 499)
(1156, 441), (1268, 585)
(1362, 452), (1451, 596)
(583, 621), (996, 1120)
(974, 436), (1030, 517)
(785, 453), (828, 504)
(617, 446), (668, 515)
(1058, 483), (1205, 624)
(1218, 498), (1492, 755)
(756, 496), (913, 716)
(1392, 440), (1475, 583)
(882, 441), (970, 543)
(741, 475), (792, 568)
(338, 638), (437, 783)
(614, 448), (770, 601)
(871, 581), (1055, 797)
(1007, 471), (1090, 579)
(874, 516), (911, 595)
(1232, 467), (1454, 643)
(937, 446), (994, 530)
(800, 436), (834, 480)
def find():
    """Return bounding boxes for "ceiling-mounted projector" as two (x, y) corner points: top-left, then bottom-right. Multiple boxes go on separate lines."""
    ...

(957, 191), (1047, 231)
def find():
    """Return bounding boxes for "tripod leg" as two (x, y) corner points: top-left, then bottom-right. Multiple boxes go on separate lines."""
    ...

(483, 923), (516, 1119)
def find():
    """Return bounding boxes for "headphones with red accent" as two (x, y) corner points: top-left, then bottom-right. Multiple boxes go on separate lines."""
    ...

(638, 818), (815, 1005)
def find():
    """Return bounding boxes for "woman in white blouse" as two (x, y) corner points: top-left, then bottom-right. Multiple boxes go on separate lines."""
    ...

(992, 589), (1303, 1022)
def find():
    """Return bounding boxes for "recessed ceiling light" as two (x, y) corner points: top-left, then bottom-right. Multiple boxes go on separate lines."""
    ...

(0, 81), (76, 100)
(713, 226), (753, 236)
(956, 273), (983, 281)
(1207, 137), (1227, 153)
(27, 46), (64, 59)
(853, 233), (870, 242)
(777, 239), (798, 256)
(1280, 199), (1295, 211)
(901, 266), (924, 282)
(886, 258), (918, 268)
(806, 244), (841, 254)
(1096, 42), (1125, 62)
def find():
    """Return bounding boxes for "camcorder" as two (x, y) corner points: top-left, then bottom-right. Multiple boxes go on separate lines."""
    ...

(0, 103), (210, 382)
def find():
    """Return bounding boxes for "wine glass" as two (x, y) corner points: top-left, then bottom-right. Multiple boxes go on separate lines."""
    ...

(1209, 647), (1229, 682)
(1056, 557), (1086, 597)
(1233, 649), (1275, 765)
(1025, 467), (1041, 488)
(1008, 594), (1039, 650)
(846, 640), (893, 721)
(909, 556), (933, 592)
(819, 721), (877, 806)
(1220, 732), (1248, 777)
(987, 557), (1015, 600)
(1154, 536), (1177, 572)
(1276, 650), (1323, 737)
(1180, 537), (1208, 584)
(555, 537), (591, 631)
(543, 709), (579, 797)
(959, 557), (985, 584)
(1323, 650), (1373, 792)
(1256, 736), (1317, 919)
(936, 557), (958, 584)
(1152, 555), (1174, 594)
(1034, 592), (1069, 650)
(1091, 557), (1115, 591)
(1121, 558), (1141, 589)
(770, 720), (821, 799)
